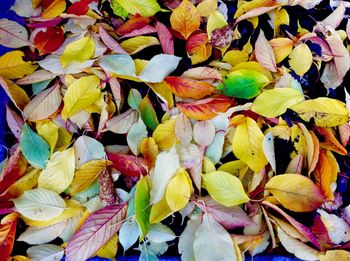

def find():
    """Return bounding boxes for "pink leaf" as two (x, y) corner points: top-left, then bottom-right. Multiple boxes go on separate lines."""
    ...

(66, 203), (127, 261)
(119, 25), (157, 39)
(6, 105), (24, 139)
(107, 151), (148, 177)
(262, 201), (321, 249)
(109, 77), (123, 111)
(99, 25), (127, 54)
(321, 1), (345, 29)
(195, 197), (254, 229)
(326, 31), (350, 81)
(347, 19), (350, 40)
(156, 21), (174, 55)
(255, 30), (277, 72)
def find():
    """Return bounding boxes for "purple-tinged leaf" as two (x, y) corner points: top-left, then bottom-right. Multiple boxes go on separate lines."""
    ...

(99, 25), (127, 54)
(156, 21), (174, 55)
(6, 105), (24, 139)
(119, 25), (157, 39)
(66, 203), (127, 261)
(255, 30), (277, 72)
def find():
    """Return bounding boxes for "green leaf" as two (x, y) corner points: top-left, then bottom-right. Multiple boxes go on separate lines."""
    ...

(114, 0), (162, 17)
(139, 95), (159, 130)
(202, 171), (250, 207)
(20, 124), (50, 169)
(128, 89), (142, 110)
(217, 69), (269, 99)
(135, 176), (151, 240)
(110, 0), (128, 18)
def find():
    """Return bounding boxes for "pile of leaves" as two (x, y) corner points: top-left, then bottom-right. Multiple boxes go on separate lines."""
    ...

(1, 0), (350, 260)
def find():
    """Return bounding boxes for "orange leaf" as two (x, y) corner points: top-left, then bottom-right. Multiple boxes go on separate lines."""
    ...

(0, 212), (18, 260)
(170, 0), (200, 39)
(177, 96), (233, 120)
(165, 76), (216, 99)
(315, 127), (347, 155)
(186, 33), (212, 64)
(41, 0), (66, 19)
(115, 14), (150, 36)
(314, 150), (339, 200)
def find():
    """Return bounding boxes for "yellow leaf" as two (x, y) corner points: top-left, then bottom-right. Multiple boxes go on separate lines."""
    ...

(120, 36), (159, 55)
(289, 43), (313, 76)
(197, 0), (217, 17)
(5, 168), (41, 199)
(61, 75), (101, 120)
(41, 0), (66, 19)
(140, 137), (158, 169)
(0, 51), (37, 79)
(38, 148), (75, 194)
(207, 10), (228, 40)
(270, 38), (294, 64)
(217, 160), (247, 176)
(202, 171), (249, 207)
(319, 250), (350, 261)
(147, 81), (174, 108)
(232, 116), (268, 172)
(274, 8), (289, 37)
(222, 50), (249, 67)
(152, 119), (177, 151)
(314, 150), (339, 200)
(60, 37), (95, 68)
(94, 234), (118, 261)
(170, 0), (200, 39)
(289, 97), (349, 127)
(265, 174), (325, 212)
(70, 160), (109, 195)
(165, 168), (192, 212)
(150, 195), (173, 224)
(37, 121), (59, 154)
(232, 61), (272, 81)
(0, 78), (30, 111)
(252, 88), (304, 118)
(115, 0), (161, 17)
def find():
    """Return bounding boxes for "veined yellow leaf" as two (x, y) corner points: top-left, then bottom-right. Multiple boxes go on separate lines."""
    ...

(170, 0), (200, 39)
(38, 148), (75, 194)
(289, 97), (349, 127)
(94, 234), (118, 260)
(0, 51), (37, 79)
(150, 195), (173, 224)
(1, 78), (30, 111)
(232, 116), (268, 172)
(37, 121), (59, 154)
(70, 160), (110, 195)
(41, 0), (66, 19)
(265, 174), (325, 212)
(202, 171), (249, 207)
(165, 168), (192, 212)
(61, 75), (101, 120)
(152, 119), (177, 151)
(120, 36), (159, 55)
(288, 43), (313, 76)
(59, 37), (95, 68)
(114, 0), (161, 17)
(252, 88), (304, 118)
(207, 10), (227, 40)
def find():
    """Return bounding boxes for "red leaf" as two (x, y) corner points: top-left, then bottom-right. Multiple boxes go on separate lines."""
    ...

(66, 1), (89, 15)
(34, 27), (64, 54)
(0, 212), (18, 261)
(186, 33), (208, 53)
(115, 14), (150, 36)
(177, 96), (233, 120)
(165, 76), (216, 99)
(66, 203), (127, 261)
(107, 152), (148, 177)
(156, 21), (174, 55)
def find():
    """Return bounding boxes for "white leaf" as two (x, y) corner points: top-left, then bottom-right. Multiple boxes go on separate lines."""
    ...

(147, 223), (176, 243)
(193, 120), (216, 147)
(105, 109), (138, 134)
(27, 244), (64, 261)
(321, 1), (345, 29)
(0, 18), (30, 48)
(18, 221), (67, 244)
(127, 117), (148, 155)
(255, 30), (277, 72)
(74, 136), (106, 168)
(179, 214), (201, 261)
(263, 131), (276, 172)
(13, 188), (66, 221)
(205, 132), (225, 164)
(38, 54), (94, 74)
(139, 54), (181, 83)
(175, 113), (193, 147)
(278, 226), (319, 261)
(59, 214), (82, 242)
(119, 215), (141, 252)
(150, 147), (180, 204)
(193, 213), (237, 261)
